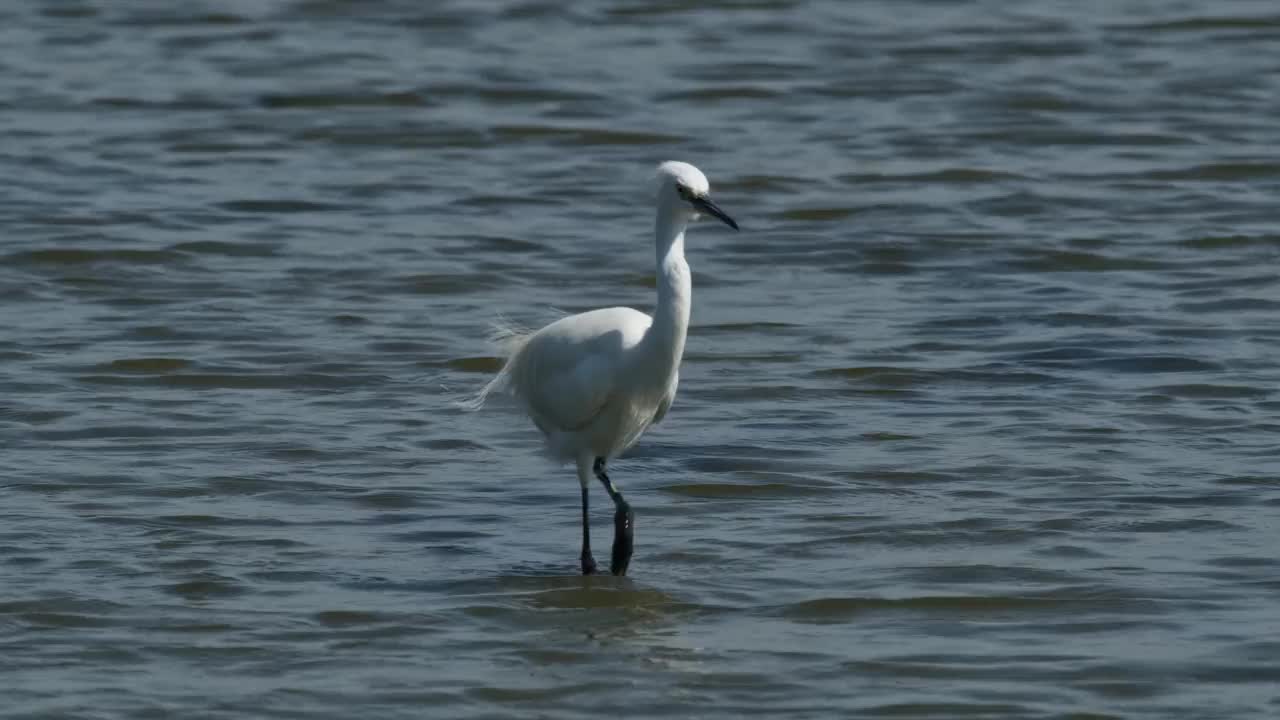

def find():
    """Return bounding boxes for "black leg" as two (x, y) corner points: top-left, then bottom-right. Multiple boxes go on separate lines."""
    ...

(580, 486), (597, 575)
(593, 457), (634, 576)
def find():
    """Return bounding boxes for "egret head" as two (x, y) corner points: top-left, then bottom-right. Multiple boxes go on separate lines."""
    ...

(655, 160), (738, 230)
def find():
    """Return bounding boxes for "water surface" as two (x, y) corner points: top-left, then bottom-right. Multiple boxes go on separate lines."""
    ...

(3, 1), (1280, 718)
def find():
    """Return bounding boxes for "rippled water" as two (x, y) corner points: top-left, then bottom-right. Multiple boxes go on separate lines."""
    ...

(4, 1), (1280, 717)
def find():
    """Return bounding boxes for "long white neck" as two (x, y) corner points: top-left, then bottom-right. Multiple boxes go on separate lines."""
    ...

(642, 203), (691, 377)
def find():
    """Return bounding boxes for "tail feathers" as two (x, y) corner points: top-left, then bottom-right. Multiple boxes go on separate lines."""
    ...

(486, 314), (535, 356)
(457, 315), (535, 412)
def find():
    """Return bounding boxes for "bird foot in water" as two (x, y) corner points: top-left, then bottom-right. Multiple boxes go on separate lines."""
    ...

(610, 505), (634, 576)
(581, 551), (598, 575)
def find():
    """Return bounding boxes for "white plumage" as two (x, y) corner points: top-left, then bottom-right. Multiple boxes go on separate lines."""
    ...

(473, 160), (738, 575)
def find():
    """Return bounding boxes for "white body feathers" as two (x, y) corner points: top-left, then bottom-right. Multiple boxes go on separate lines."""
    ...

(475, 161), (715, 486)
(494, 305), (681, 461)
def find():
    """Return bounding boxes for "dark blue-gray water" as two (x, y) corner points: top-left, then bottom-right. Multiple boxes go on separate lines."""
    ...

(3, 1), (1280, 718)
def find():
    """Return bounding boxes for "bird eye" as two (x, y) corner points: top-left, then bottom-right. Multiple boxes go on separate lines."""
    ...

(677, 185), (692, 200)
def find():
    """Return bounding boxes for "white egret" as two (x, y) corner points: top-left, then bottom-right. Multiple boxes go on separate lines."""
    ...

(472, 161), (738, 575)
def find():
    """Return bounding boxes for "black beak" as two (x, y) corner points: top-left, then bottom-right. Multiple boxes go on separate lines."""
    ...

(691, 196), (739, 230)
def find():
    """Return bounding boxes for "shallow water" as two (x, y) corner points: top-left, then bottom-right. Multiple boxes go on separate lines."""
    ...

(4, 1), (1280, 717)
